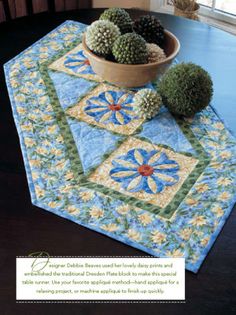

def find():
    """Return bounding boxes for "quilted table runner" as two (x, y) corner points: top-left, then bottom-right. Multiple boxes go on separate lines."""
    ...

(4, 21), (236, 273)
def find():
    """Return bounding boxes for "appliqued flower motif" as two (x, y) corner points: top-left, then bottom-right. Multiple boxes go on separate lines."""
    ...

(109, 148), (179, 194)
(64, 50), (94, 74)
(6, 20), (236, 274)
(84, 90), (135, 125)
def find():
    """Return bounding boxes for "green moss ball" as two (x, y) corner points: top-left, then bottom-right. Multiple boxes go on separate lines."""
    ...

(159, 63), (213, 117)
(86, 20), (121, 56)
(99, 8), (133, 34)
(112, 33), (148, 64)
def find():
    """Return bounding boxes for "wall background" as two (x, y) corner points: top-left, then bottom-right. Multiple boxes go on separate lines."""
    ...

(0, 0), (152, 22)
(0, 0), (91, 22)
(92, 0), (150, 9)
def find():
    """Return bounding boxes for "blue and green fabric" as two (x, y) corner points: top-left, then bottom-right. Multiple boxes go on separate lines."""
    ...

(4, 20), (236, 273)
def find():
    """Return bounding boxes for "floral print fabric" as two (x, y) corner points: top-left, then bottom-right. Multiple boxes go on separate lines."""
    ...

(64, 49), (94, 75)
(85, 90), (136, 126)
(4, 21), (236, 273)
(110, 148), (179, 194)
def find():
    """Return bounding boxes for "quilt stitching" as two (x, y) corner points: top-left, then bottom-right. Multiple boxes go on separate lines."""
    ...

(4, 20), (236, 273)
(40, 47), (211, 219)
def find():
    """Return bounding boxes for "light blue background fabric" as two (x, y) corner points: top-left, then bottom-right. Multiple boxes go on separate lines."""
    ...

(49, 70), (95, 109)
(67, 118), (122, 173)
(139, 107), (195, 154)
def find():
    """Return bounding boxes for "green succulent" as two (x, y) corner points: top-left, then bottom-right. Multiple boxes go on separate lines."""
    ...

(86, 20), (120, 56)
(112, 33), (148, 64)
(159, 63), (213, 117)
(133, 89), (162, 119)
(99, 8), (133, 34)
(133, 15), (165, 47)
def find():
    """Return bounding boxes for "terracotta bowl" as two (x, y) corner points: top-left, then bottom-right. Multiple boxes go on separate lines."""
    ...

(82, 30), (180, 88)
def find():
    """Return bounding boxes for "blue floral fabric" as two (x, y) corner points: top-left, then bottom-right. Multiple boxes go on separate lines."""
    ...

(64, 49), (95, 75)
(85, 90), (136, 126)
(4, 20), (236, 273)
(110, 148), (179, 194)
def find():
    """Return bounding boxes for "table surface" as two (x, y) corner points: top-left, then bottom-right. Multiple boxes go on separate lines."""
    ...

(0, 9), (236, 315)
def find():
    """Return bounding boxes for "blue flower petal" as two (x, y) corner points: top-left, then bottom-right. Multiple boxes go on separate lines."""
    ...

(145, 175), (164, 194)
(110, 168), (138, 182)
(121, 94), (134, 105)
(85, 108), (110, 120)
(109, 148), (180, 194)
(123, 174), (145, 193)
(112, 110), (132, 125)
(64, 50), (95, 74)
(86, 96), (109, 107)
(84, 90), (136, 125)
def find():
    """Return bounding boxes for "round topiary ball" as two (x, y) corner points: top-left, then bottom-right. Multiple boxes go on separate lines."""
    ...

(86, 20), (121, 56)
(159, 63), (213, 117)
(99, 8), (133, 34)
(112, 33), (148, 64)
(133, 89), (162, 119)
(133, 15), (165, 47)
(146, 43), (166, 63)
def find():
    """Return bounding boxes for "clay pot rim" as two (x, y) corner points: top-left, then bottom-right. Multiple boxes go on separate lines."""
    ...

(82, 30), (180, 68)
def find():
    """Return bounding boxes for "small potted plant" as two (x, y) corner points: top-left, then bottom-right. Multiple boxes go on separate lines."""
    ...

(172, 0), (200, 20)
